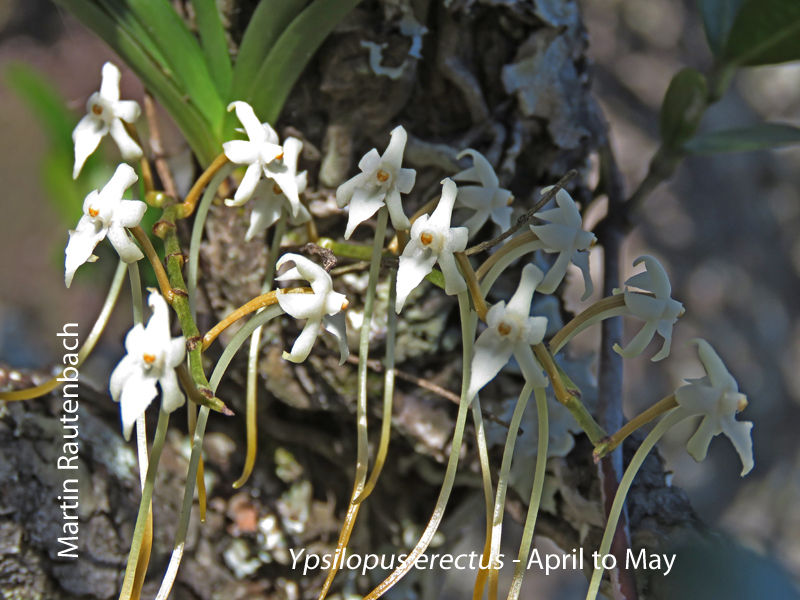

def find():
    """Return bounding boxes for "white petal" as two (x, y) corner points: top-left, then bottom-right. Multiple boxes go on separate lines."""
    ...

(395, 242), (436, 312)
(109, 118), (143, 160)
(446, 225), (469, 253)
(245, 196), (283, 241)
(358, 148), (381, 174)
(693, 339), (738, 392)
(99, 62), (122, 102)
(385, 187), (410, 231)
(107, 225), (144, 263)
(119, 374), (159, 440)
(720, 418), (754, 476)
(531, 222), (577, 252)
(490, 203), (513, 231)
(651, 319), (675, 362)
(64, 217), (106, 287)
(455, 149), (498, 188)
(537, 252), (571, 295)
(277, 290), (324, 320)
(571, 249), (594, 301)
(283, 318), (323, 363)
(282, 137), (303, 171)
(507, 263), (544, 316)
(630, 255), (672, 297)
(113, 99), (141, 123)
(336, 173), (364, 208)
(624, 292), (666, 322)
(382, 125), (408, 169)
(395, 167), (416, 194)
(344, 187), (385, 239)
(72, 114), (106, 179)
(428, 178), (458, 230)
(438, 251), (467, 295)
(123, 323), (148, 356)
(166, 337), (186, 368)
(324, 313), (350, 364)
(685, 415), (720, 463)
(158, 368), (185, 413)
(102, 163), (139, 203)
(229, 101), (266, 144)
(269, 168), (302, 215)
(115, 200), (147, 228)
(109, 354), (137, 402)
(613, 321), (657, 358)
(675, 383), (721, 415)
(514, 343), (548, 388)
(232, 163), (263, 205)
(276, 253), (330, 289)
(467, 329), (513, 399)
(224, 140), (260, 166)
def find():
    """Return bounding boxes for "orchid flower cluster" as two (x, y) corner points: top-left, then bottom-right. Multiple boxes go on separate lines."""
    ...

(23, 61), (754, 600)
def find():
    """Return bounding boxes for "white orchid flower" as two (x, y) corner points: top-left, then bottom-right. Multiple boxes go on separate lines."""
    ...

(675, 339), (753, 476)
(613, 255), (683, 361)
(275, 254), (349, 364)
(467, 264), (549, 399)
(64, 164), (146, 287)
(336, 125), (416, 238)
(453, 149), (513, 236)
(530, 187), (596, 300)
(223, 101), (290, 207)
(72, 62), (142, 179)
(244, 137), (310, 241)
(110, 291), (186, 440)
(395, 178), (468, 313)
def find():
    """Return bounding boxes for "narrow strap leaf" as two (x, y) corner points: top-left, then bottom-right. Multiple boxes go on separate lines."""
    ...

(191, 0), (233, 96)
(230, 0), (307, 101)
(247, 0), (364, 124)
(124, 0), (226, 131)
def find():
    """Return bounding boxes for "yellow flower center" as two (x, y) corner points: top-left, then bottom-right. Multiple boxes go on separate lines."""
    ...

(420, 232), (433, 246)
(341, 299), (349, 310)
(376, 169), (390, 183)
(275, 152), (284, 161)
(91, 104), (103, 116)
(142, 353), (156, 365)
(497, 322), (512, 336)
(88, 207), (99, 217)
(272, 183), (283, 195)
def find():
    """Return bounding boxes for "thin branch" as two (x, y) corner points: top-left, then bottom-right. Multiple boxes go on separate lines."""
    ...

(465, 170), (577, 256)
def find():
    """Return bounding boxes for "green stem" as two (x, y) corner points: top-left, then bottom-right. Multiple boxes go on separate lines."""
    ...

(486, 382), (534, 598)
(506, 386), (550, 600)
(118, 409), (170, 600)
(479, 240), (543, 297)
(188, 164), (234, 318)
(128, 262), (143, 325)
(585, 408), (688, 600)
(157, 204), (228, 414)
(354, 207), (389, 493)
(353, 265), (398, 502)
(154, 405), (210, 600)
(361, 291), (477, 600)
(471, 394), (497, 600)
(234, 216), (286, 489)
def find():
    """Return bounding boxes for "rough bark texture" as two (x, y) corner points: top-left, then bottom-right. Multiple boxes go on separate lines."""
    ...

(0, 1), (705, 599)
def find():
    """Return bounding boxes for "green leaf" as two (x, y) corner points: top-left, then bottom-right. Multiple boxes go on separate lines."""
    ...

(697, 0), (746, 57)
(121, 0), (226, 130)
(247, 0), (363, 124)
(191, 0), (233, 96)
(685, 123), (800, 153)
(231, 0), (308, 102)
(723, 0), (800, 66)
(54, 0), (220, 165)
(659, 68), (708, 149)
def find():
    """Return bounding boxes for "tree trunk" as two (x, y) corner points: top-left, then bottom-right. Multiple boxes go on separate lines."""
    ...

(0, 1), (704, 598)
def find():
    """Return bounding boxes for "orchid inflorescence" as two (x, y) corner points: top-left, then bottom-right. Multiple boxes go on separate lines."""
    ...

(11, 61), (753, 600)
